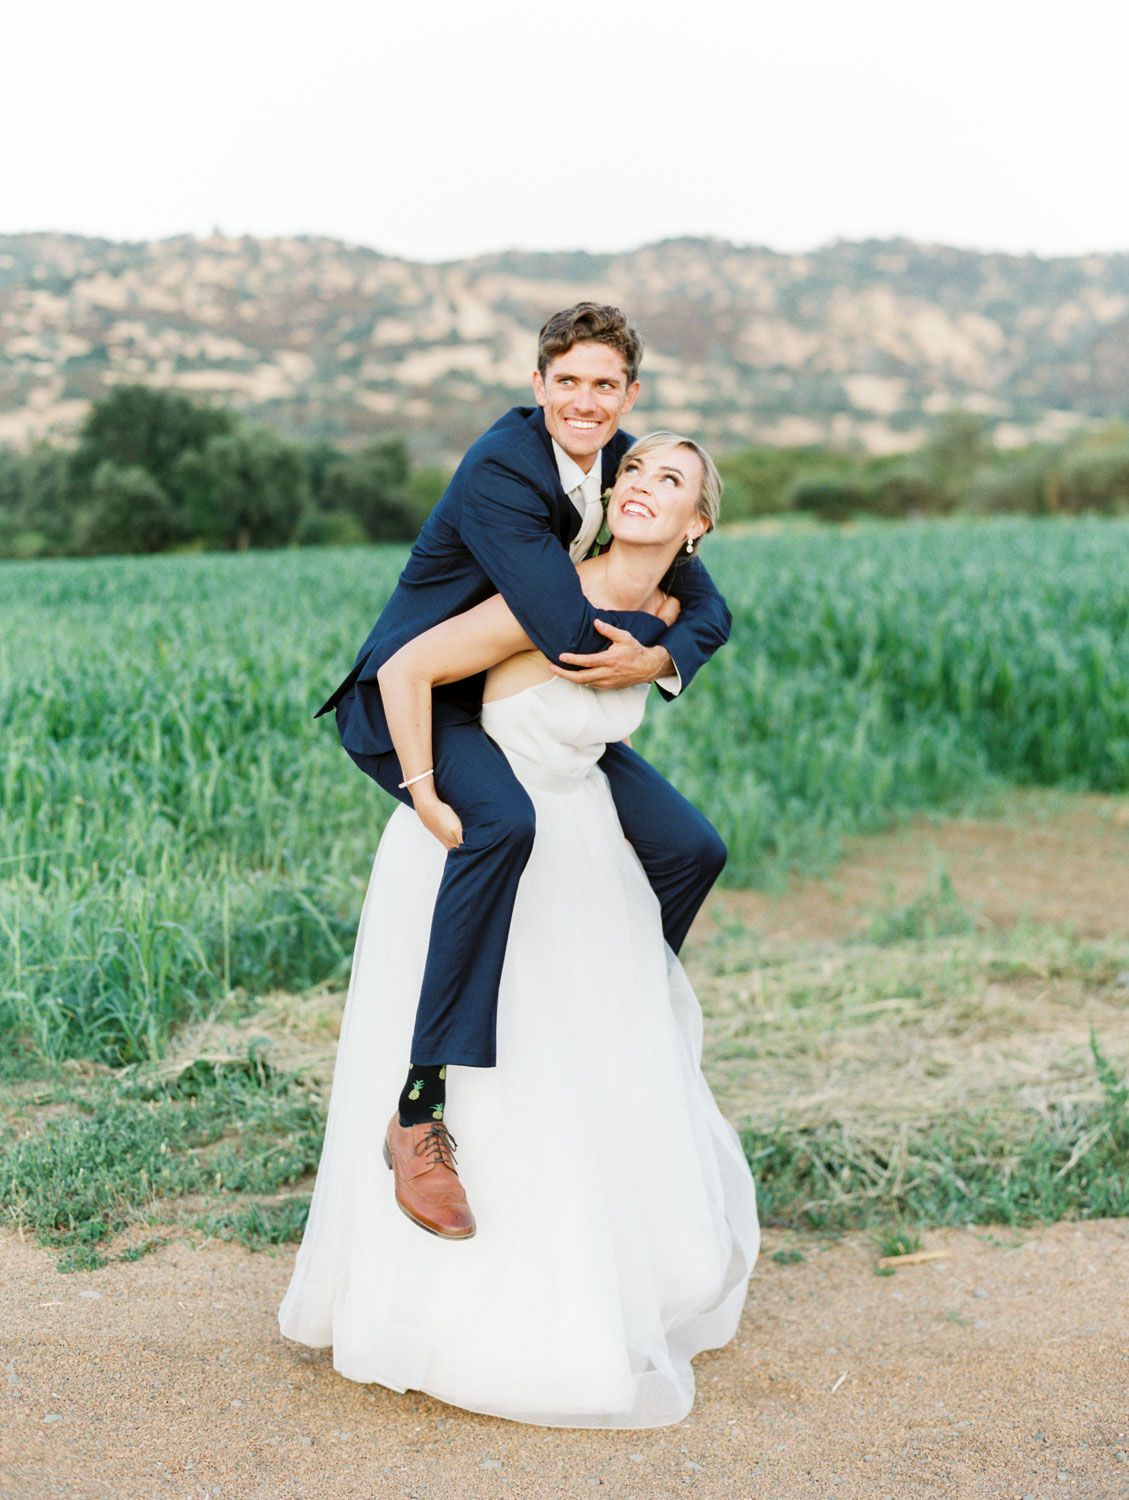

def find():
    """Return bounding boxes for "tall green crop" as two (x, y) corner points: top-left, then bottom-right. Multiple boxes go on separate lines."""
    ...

(2, 517), (1127, 1064)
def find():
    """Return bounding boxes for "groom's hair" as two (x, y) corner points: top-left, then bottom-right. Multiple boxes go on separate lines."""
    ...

(537, 303), (643, 387)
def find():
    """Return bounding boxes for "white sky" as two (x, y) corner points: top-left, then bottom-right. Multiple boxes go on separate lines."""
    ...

(3, 0), (1127, 262)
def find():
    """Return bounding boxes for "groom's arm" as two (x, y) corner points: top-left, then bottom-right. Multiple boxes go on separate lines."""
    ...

(459, 453), (670, 664)
(651, 554), (732, 699)
(560, 553), (731, 698)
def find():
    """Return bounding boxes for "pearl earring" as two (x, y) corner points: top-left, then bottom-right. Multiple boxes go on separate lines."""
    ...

(684, 534), (695, 555)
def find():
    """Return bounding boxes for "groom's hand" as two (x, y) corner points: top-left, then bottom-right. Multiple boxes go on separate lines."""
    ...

(549, 620), (675, 689)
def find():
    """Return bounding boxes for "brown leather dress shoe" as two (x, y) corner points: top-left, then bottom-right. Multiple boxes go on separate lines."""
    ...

(383, 1112), (476, 1239)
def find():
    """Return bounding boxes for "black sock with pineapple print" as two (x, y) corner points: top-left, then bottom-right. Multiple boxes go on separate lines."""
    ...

(398, 1062), (447, 1126)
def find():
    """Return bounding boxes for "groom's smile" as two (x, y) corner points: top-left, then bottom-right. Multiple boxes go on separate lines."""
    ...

(531, 342), (641, 473)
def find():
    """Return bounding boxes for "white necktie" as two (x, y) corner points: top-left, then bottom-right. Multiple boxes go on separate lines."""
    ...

(568, 471), (604, 562)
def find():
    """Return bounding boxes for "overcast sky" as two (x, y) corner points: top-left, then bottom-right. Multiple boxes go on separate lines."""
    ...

(4, 0), (1126, 263)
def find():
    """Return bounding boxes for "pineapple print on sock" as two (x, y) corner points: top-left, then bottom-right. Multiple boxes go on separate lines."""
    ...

(398, 1061), (447, 1126)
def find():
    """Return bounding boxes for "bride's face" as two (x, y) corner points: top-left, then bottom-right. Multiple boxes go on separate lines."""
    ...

(607, 444), (708, 554)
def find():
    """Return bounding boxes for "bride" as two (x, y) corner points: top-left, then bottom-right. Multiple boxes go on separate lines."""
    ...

(278, 431), (759, 1428)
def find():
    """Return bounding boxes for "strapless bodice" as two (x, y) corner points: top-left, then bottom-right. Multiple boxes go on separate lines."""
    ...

(479, 675), (650, 790)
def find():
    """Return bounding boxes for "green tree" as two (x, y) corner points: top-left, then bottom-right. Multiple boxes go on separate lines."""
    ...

(1057, 446), (1129, 514)
(321, 437), (418, 541)
(962, 450), (1057, 515)
(787, 473), (868, 522)
(0, 447), (28, 555)
(77, 461), (176, 555)
(922, 410), (994, 486)
(70, 383), (234, 503)
(0, 441), (74, 555)
(294, 508), (370, 546)
(302, 439), (346, 510)
(174, 425), (310, 550)
(406, 464), (450, 528)
(863, 463), (951, 517)
(716, 445), (818, 519)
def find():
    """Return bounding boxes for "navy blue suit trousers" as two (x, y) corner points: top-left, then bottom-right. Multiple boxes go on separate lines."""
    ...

(340, 696), (726, 1068)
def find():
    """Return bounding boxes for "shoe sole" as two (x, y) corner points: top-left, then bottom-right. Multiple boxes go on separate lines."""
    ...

(383, 1136), (476, 1239)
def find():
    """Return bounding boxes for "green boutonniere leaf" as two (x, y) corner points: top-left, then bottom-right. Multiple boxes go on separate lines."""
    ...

(586, 488), (614, 558)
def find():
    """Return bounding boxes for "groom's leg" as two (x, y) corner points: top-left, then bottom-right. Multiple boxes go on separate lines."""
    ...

(598, 740), (726, 954)
(342, 717), (535, 1069)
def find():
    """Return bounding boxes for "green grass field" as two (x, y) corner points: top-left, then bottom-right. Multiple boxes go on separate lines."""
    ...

(2, 516), (1128, 1068)
(3, 515), (1129, 1266)
(5, 889), (1128, 1272)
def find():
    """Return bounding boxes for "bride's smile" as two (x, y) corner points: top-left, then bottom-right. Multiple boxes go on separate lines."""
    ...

(610, 446), (709, 551)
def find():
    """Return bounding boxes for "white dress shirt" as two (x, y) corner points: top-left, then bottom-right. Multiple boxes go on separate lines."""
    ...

(550, 436), (682, 695)
(552, 436), (606, 564)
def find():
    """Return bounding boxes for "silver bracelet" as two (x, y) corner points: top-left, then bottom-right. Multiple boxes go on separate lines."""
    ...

(398, 767), (435, 790)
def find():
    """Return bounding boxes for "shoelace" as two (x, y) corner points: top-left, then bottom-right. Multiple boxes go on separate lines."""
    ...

(413, 1120), (458, 1171)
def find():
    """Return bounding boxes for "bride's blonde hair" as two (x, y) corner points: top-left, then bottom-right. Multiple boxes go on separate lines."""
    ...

(614, 431), (722, 535)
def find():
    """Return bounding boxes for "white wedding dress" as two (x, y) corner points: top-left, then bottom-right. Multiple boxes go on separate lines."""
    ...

(277, 674), (760, 1428)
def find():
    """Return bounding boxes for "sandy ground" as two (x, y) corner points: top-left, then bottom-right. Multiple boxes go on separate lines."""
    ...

(3, 1218), (1129, 1500)
(4, 789), (1128, 1500)
(707, 790), (1129, 945)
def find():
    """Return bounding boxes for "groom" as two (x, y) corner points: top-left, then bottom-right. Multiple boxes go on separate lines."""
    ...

(316, 303), (731, 1235)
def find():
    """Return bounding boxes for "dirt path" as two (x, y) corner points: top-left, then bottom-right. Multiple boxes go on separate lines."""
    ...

(708, 788), (1129, 945)
(5, 789), (1128, 1499)
(3, 1217), (1128, 1500)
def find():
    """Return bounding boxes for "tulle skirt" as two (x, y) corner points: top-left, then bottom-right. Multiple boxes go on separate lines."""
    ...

(277, 761), (759, 1428)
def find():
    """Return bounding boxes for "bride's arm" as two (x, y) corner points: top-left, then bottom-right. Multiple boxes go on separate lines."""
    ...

(376, 595), (534, 849)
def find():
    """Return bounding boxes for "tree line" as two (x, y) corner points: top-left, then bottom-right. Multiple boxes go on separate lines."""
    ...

(0, 385), (445, 559)
(2, 389), (1127, 561)
(717, 412), (1129, 522)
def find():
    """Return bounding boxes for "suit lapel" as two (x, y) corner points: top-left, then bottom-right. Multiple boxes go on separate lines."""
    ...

(525, 406), (581, 546)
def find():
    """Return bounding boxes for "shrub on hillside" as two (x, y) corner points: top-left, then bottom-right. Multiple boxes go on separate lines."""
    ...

(294, 508), (370, 547)
(1057, 445), (1129, 514)
(787, 473), (869, 521)
(962, 452), (1057, 514)
(863, 464), (952, 517)
(923, 410), (994, 484)
(716, 445), (818, 518)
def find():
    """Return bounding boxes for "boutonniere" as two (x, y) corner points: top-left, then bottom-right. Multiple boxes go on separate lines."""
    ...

(585, 488), (614, 559)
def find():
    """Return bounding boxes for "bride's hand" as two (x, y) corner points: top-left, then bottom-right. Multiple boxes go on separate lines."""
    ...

(654, 592), (681, 626)
(414, 796), (464, 851)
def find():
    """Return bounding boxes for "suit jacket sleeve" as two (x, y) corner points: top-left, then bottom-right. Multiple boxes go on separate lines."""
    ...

(653, 554), (732, 699)
(458, 454), (670, 661)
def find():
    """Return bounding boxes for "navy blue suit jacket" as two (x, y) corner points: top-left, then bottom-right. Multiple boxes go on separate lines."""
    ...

(316, 405), (732, 756)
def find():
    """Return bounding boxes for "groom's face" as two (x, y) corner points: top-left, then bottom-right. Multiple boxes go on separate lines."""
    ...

(531, 341), (640, 472)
